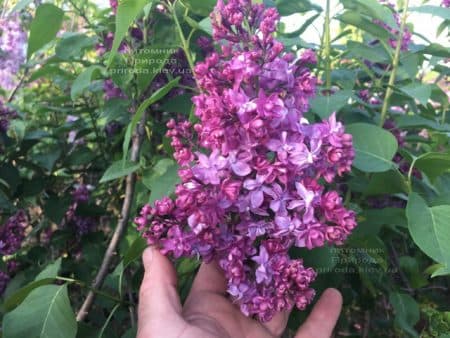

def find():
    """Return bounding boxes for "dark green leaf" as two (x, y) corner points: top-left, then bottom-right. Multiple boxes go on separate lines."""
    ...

(389, 292), (420, 337)
(341, 0), (397, 28)
(143, 158), (180, 204)
(159, 93), (193, 114)
(337, 11), (390, 40)
(100, 160), (140, 183)
(55, 33), (96, 60)
(135, 47), (173, 94)
(43, 195), (71, 224)
(122, 77), (180, 162)
(123, 237), (147, 268)
(109, 0), (151, 64)
(414, 152), (450, 182)
(71, 66), (104, 100)
(347, 41), (390, 63)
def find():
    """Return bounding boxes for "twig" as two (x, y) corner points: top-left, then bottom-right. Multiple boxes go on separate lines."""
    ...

(379, 0), (410, 126)
(76, 112), (147, 322)
(389, 242), (413, 294)
(7, 72), (27, 103)
(126, 270), (137, 328)
(362, 310), (370, 338)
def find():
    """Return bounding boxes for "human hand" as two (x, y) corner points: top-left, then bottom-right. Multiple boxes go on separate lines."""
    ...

(137, 248), (342, 338)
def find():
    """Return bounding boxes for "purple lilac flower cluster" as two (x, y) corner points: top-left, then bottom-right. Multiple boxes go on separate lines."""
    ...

(65, 184), (96, 236)
(136, 0), (356, 322)
(0, 100), (17, 133)
(374, 1), (412, 51)
(442, 0), (450, 7)
(0, 14), (26, 91)
(0, 211), (27, 296)
(0, 210), (27, 256)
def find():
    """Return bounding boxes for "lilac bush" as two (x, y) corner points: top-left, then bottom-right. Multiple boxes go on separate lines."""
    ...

(0, 14), (26, 91)
(136, 0), (356, 321)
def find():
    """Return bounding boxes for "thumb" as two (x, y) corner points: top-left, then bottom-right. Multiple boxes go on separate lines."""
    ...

(137, 247), (183, 337)
(295, 288), (342, 338)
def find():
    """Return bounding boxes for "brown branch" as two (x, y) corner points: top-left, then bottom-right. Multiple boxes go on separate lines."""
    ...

(126, 270), (137, 328)
(76, 113), (147, 322)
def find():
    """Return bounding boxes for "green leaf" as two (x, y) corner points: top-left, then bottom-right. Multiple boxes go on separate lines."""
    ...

(123, 237), (147, 268)
(100, 160), (140, 183)
(330, 70), (357, 90)
(2, 278), (56, 313)
(55, 33), (96, 60)
(199, 17), (213, 35)
(35, 258), (62, 281)
(134, 47), (173, 94)
(414, 152), (450, 181)
(70, 66), (104, 100)
(410, 6), (450, 20)
(182, 0), (216, 16)
(122, 77), (180, 162)
(365, 170), (409, 195)
(407, 193), (450, 271)
(27, 4), (64, 59)
(43, 195), (70, 224)
(3, 285), (77, 338)
(400, 83), (432, 106)
(159, 93), (193, 114)
(347, 41), (390, 63)
(291, 246), (338, 273)
(389, 292), (419, 337)
(275, 0), (322, 16)
(341, 0), (397, 28)
(399, 256), (428, 288)
(143, 159), (180, 204)
(346, 123), (398, 172)
(396, 115), (450, 132)
(109, 0), (150, 64)
(7, 120), (26, 143)
(361, 208), (407, 228)
(418, 43), (450, 58)
(337, 11), (390, 40)
(310, 90), (352, 119)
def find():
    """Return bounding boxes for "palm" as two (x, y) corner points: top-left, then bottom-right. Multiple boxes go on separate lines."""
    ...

(137, 248), (342, 338)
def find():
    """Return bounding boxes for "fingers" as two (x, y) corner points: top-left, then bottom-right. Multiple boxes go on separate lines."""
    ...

(295, 288), (342, 338)
(263, 310), (291, 337)
(137, 247), (183, 337)
(189, 260), (227, 295)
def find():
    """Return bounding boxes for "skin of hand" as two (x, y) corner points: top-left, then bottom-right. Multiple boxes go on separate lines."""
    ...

(137, 247), (342, 338)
